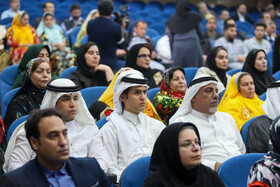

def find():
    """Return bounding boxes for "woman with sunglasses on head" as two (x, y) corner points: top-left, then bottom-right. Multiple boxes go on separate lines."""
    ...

(143, 122), (225, 187)
(125, 43), (162, 89)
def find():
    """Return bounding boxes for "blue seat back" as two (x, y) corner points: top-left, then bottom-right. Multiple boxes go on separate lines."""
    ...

(227, 68), (242, 76)
(80, 86), (107, 108)
(7, 115), (29, 144)
(59, 66), (77, 78)
(70, 26), (82, 47)
(241, 115), (265, 150)
(1, 87), (21, 121)
(96, 116), (109, 130)
(273, 70), (280, 80)
(259, 92), (266, 101)
(218, 153), (265, 187)
(120, 156), (151, 187)
(147, 87), (160, 102)
(183, 67), (198, 86)
(266, 50), (273, 75)
(0, 65), (19, 102)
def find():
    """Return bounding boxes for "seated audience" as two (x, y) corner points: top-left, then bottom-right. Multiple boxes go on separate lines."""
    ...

(12, 44), (57, 89)
(243, 22), (271, 55)
(69, 42), (114, 89)
(0, 25), (11, 73)
(61, 4), (84, 35)
(264, 21), (276, 44)
(37, 12), (75, 76)
(99, 68), (162, 121)
(125, 43), (162, 89)
(242, 49), (275, 96)
(155, 27), (172, 68)
(231, 3), (254, 24)
(247, 115), (280, 187)
(153, 67), (186, 125)
(6, 11), (40, 64)
(218, 72), (264, 131)
(1, 0), (20, 20)
(196, 46), (231, 88)
(170, 75), (245, 171)
(245, 81), (280, 153)
(0, 109), (111, 187)
(224, 18), (249, 41)
(214, 24), (246, 69)
(4, 58), (51, 131)
(101, 69), (165, 181)
(260, 11), (272, 24)
(216, 9), (230, 33)
(33, 1), (60, 29)
(143, 122), (225, 187)
(73, 9), (99, 48)
(197, 2), (216, 19)
(203, 16), (223, 44)
(3, 79), (109, 173)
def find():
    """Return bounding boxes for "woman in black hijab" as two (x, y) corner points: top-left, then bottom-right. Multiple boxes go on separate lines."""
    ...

(69, 42), (114, 89)
(242, 49), (275, 96)
(166, 0), (203, 68)
(125, 43), (162, 89)
(196, 46), (231, 88)
(143, 122), (225, 187)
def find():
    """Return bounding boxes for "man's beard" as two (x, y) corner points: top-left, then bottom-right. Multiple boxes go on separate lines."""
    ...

(227, 36), (234, 42)
(209, 107), (218, 114)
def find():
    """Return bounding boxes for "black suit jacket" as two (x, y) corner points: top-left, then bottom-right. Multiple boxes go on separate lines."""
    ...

(0, 157), (111, 187)
(231, 12), (254, 25)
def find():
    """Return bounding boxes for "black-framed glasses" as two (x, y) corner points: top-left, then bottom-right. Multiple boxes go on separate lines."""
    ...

(137, 54), (151, 58)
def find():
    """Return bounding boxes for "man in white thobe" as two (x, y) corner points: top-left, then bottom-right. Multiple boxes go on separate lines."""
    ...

(101, 69), (165, 181)
(4, 79), (109, 173)
(170, 75), (245, 171)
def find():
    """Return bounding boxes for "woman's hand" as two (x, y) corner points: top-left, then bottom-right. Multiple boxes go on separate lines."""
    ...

(94, 64), (114, 83)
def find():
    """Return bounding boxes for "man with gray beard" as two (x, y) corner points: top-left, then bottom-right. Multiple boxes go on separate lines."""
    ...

(169, 75), (245, 172)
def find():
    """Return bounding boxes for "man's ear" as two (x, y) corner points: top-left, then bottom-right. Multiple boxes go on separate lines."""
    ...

(119, 94), (126, 103)
(30, 136), (39, 151)
(191, 95), (196, 103)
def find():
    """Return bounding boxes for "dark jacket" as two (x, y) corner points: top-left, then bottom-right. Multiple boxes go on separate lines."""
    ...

(0, 157), (111, 187)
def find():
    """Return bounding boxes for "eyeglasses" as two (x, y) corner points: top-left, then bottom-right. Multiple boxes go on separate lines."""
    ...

(179, 141), (204, 149)
(137, 54), (151, 58)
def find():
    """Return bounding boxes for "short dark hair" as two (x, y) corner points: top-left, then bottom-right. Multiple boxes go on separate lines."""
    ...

(254, 22), (266, 29)
(25, 109), (64, 150)
(70, 3), (81, 12)
(43, 1), (54, 9)
(237, 3), (246, 9)
(98, 0), (114, 16)
(224, 24), (236, 31)
(134, 20), (148, 27)
(169, 66), (185, 81)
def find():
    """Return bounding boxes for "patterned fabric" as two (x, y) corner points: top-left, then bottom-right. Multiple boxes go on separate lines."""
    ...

(153, 67), (185, 125)
(247, 116), (280, 187)
(6, 12), (40, 64)
(218, 73), (264, 131)
(153, 91), (183, 125)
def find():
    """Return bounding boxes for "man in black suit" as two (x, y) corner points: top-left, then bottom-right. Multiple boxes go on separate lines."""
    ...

(0, 109), (111, 187)
(231, 3), (254, 25)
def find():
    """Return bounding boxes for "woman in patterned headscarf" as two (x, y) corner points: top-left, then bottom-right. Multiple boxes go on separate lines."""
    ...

(153, 66), (186, 125)
(4, 58), (51, 131)
(247, 115), (280, 187)
(6, 11), (40, 64)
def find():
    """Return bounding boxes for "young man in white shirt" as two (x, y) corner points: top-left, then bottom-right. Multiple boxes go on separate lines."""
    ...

(101, 69), (165, 181)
